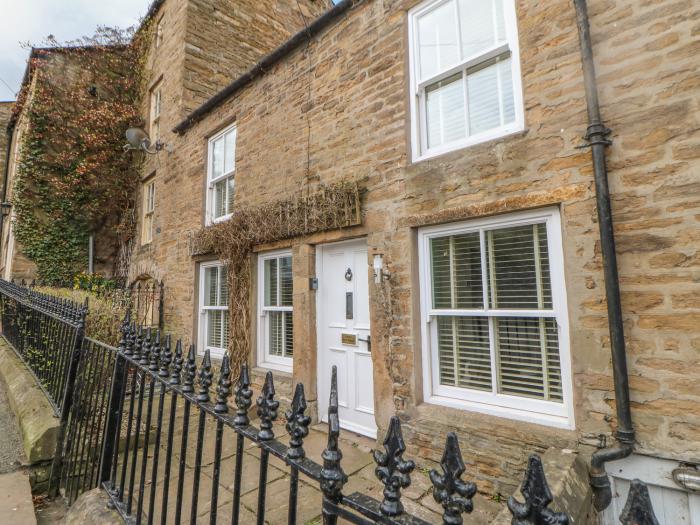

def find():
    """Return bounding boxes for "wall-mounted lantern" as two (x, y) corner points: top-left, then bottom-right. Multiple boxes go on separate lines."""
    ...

(373, 253), (390, 285)
(123, 127), (170, 155)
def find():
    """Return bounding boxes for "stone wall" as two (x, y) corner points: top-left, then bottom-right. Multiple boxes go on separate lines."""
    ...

(130, 0), (332, 336)
(182, 0), (332, 113)
(132, 0), (700, 496)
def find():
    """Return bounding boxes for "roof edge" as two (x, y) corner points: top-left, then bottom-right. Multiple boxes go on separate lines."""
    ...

(172, 0), (363, 135)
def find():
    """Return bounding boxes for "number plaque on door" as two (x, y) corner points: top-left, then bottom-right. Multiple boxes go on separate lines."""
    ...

(341, 333), (357, 346)
(346, 292), (353, 319)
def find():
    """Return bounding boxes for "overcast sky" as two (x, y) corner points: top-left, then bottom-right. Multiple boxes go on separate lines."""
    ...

(0, 0), (153, 101)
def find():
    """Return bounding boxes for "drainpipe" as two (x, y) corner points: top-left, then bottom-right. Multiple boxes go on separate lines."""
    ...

(572, 0), (635, 511)
(88, 234), (94, 274)
(0, 124), (14, 253)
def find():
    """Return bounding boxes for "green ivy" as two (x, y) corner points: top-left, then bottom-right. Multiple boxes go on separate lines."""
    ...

(11, 28), (150, 285)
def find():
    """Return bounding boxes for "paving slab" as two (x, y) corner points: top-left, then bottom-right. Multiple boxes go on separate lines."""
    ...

(0, 470), (36, 524)
(240, 476), (323, 525)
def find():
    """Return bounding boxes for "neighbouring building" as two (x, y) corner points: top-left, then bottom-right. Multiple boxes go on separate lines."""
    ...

(1, 47), (132, 283)
(1, 53), (44, 282)
(0, 102), (13, 247)
(126, 0), (698, 520)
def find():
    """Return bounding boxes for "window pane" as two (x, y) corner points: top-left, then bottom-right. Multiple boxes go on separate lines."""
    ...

(207, 310), (223, 348)
(495, 317), (562, 401)
(280, 256), (293, 307)
(284, 311), (293, 357)
(437, 316), (491, 391)
(498, 58), (515, 124)
(487, 223), (552, 309)
(222, 311), (229, 349)
(264, 258), (278, 307)
(204, 267), (218, 307)
(269, 311), (283, 356)
(214, 179), (227, 219)
(458, 0), (507, 58)
(431, 232), (483, 309)
(212, 136), (224, 179)
(226, 176), (235, 216)
(220, 268), (229, 307)
(417, 0), (460, 80)
(224, 130), (235, 174)
(467, 57), (515, 135)
(467, 61), (500, 134)
(426, 73), (467, 149)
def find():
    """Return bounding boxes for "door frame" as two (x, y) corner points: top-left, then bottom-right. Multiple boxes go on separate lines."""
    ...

(315, 237), (377, 438)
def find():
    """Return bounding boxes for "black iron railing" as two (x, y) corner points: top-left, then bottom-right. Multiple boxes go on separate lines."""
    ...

(0, 280), (663, 525)
(96, 319), (559, 525)
(55, 336), (118, 503)
(0, 279), (86, 416)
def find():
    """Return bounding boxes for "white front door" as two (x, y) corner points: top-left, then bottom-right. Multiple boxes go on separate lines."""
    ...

(317, 239), (376, 438)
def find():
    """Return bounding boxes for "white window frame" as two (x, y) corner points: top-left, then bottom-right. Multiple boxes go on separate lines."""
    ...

(198, 261), (228, 359)
(257, 250), (293, 373)
(206, 124), (236, 225)
(141, 180), (155, 245)
(408, 0), (525, 162)
(418, 207), (574, 429)
(150, 81), (162, 141)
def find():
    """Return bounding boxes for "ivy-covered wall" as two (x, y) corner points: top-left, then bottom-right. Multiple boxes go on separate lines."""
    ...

(9, 32), (145, 285)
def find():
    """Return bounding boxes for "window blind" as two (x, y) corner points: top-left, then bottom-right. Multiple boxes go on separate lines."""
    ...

(412, 0), (518, 156)
(261, 254), (294, 363)
(430, 222), (563, 403)
(269, 311), (293, 358)
(208, 126), (236, 220)
(487, 222), (552, 309)
(430, 232), (483, 309)
(202, 264), (229, 352)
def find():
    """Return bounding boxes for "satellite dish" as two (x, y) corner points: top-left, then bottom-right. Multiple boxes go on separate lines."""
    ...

(124, 127), (159, 154)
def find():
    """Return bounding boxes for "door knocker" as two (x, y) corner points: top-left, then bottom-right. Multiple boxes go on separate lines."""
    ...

(345, 268), (353, 281)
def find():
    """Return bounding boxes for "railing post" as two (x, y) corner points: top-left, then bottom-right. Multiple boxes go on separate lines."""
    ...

(507, 454), (569, 525)
(157, 280), (164, 330)
(320, 366), (347, 525)
(98, 315), (130, 486)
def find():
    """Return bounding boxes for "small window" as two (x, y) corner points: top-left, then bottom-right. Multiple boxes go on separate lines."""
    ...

(257, 251), (293, 372)
(419, 208), (572, 428)
(150, 81), (162, 141)
(155, 17), (164, 48)
(199, 262), (229, 358)
(408, 0), (524, 161)
(206, 125), (236, 224)
(141, 180), (155, 245)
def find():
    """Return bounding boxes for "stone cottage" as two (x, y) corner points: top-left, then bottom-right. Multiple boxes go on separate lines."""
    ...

(129, 0), (700, 520)
(127, 0), (331, 322)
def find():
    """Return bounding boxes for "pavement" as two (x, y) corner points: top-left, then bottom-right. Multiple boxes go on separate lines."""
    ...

(0, 374), (36, 525)
(114, 413), (504, 525)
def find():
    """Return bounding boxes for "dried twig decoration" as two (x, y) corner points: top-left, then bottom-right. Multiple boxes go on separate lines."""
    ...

(192, 180), (363, 376)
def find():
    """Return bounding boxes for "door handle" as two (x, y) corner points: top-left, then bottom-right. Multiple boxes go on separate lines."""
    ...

(358, 335), (371, 353)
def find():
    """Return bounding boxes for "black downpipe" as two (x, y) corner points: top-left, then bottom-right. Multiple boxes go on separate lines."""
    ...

(0, 123), (14, 254)
(572, 0), (635, 512)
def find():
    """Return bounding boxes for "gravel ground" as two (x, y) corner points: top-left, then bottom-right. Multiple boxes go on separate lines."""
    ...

(0, 378), (25, 473)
